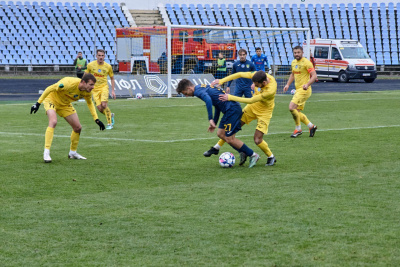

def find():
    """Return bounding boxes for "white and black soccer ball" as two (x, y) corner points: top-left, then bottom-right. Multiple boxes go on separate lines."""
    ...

(136, 93), (143, 99)
(219, 152), (235, 168)
(290, 89), (296, 95)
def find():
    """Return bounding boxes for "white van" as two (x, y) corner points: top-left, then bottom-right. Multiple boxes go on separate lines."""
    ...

(309, 39), (377, 83)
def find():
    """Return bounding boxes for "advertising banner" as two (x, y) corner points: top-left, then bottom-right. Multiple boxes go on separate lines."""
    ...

(108, 74), (216, 97)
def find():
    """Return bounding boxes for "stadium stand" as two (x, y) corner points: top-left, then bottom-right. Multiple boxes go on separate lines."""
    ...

(163, 3), (400, 66)
(0, 2), (399, 67)
(0, 1), (130, 66)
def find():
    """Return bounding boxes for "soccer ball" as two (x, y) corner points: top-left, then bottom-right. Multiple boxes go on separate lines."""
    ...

(290, 89), (296, 95)
(219, 152), (235, 168)
(136, 93), (143, 99)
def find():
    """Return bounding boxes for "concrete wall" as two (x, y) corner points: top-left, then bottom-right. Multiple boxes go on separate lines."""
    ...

(36, 0), (394, 10)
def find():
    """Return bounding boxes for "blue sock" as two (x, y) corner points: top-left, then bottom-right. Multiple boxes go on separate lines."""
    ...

(238, 143), (254, 156)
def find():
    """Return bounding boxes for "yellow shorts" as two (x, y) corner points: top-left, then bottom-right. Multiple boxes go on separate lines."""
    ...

(43, 99), (76, 118)
(92, 86), (109, 106)
(291, 89), (312, 110)
(241, 105), (272, 134)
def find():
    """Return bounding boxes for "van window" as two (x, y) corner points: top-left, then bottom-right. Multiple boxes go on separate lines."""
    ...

(331, 47), (342, 60)
(314, 47), (329, 59)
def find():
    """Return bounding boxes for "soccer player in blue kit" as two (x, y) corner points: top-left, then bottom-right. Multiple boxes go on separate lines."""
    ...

(176, 79), (260, 168)
(226, 49), (256, 98)
(251, 47), (272, 74)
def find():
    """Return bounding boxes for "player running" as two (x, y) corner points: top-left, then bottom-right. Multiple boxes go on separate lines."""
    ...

(211, 70), (277, 166)
(30, 74), (105, 163)
(176, 79), (260, 168)
(85, 49), (116, 130)
(283, 46), (318, 138)
(251, 47), (272, 74)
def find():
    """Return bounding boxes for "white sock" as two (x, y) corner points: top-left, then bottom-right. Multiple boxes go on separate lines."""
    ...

(268, 154), (274, 158)
(44, 148), (50, 153)
(307, 122), (314, 128)
(214, 144), (221, 150)
(69, 150), (76, 155)
(296, 125), (301, 131)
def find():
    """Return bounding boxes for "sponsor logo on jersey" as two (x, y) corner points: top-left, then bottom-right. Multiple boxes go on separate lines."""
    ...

(241, 64), (245, 68)
(98, 69), (102, 73)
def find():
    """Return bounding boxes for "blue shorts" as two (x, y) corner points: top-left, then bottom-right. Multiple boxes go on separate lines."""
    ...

(219, 105), (243, 137)
(233, 87), (253, 98)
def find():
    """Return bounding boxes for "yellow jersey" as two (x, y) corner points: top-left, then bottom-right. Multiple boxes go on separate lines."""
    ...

(37, 77), (98, 120)
(220, 72), (277, 113)
(291, 57), (314, 91)
(85, 61), (114, 89)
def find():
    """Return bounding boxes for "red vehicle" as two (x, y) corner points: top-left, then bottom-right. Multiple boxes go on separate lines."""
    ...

(116, 26), (237, 74)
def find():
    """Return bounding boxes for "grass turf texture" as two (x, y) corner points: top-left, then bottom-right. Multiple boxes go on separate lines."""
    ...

(1, 91), (400, 266)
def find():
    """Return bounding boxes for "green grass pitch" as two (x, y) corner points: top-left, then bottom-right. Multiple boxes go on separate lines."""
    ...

(1, 91), (400, 266)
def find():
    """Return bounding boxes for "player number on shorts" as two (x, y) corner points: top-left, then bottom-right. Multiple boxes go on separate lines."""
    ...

(224, 123), (231, 132)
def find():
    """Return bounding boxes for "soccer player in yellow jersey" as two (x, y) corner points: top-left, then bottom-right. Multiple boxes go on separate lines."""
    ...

(30, 74), (105, 163)
(283, 46), (318, 138)
(85, 49), (116, 130)
(210, 70), (277, 166)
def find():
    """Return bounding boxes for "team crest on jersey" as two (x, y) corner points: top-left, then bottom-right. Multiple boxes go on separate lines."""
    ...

(247, 64), (250, 68)
(73, 94), (78, 98)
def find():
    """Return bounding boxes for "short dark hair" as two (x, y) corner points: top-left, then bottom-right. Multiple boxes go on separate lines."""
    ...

(96, 49), (105, 55)
(293, 46), (303, 51)
(82, 73), (96, 83)
(251, 70), (267, 83)
(78, 51), (82, 54)
(238, 48), (247, 55)
(255, 47), (261, 51)
(176, 79), (193, 94)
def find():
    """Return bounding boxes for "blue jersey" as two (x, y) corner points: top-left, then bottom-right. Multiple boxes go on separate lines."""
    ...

(227, 60), (256, 91)
(251, 54), (270, 71)
(193, 84), (241, 124)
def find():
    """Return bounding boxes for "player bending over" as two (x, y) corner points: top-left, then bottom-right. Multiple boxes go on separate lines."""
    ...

(176, 79), (260, 168)
(30, 74), (105, 163)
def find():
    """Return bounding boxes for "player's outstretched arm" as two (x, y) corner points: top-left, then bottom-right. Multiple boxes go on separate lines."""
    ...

(219, 72), (253, 85)
(30, 102), (41, 114)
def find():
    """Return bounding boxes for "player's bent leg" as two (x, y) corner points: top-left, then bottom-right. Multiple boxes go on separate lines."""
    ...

(63, 113), (86, 159)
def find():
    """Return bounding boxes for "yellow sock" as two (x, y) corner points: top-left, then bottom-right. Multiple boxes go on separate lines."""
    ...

(299, 112), (310, 126)
(257, 140), (272, 157)
(290, 109), (301, 126)
(217, 139), (226, 147)
(44, 127), (55, 149)
(104, 107), (112, 124)
(70, 131), (80, 151)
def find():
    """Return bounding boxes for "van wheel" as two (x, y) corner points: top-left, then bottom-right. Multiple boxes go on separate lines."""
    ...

(364, 78), (375, 83)
(338, 71), (349, 83)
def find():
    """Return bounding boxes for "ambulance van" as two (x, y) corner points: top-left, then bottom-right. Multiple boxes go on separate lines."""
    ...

(309, 39), (377, 83)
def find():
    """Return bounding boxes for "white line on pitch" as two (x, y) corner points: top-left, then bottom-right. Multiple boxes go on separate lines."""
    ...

(1, 125), (399, 143)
